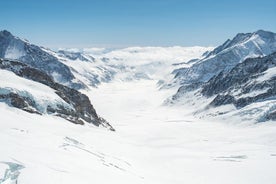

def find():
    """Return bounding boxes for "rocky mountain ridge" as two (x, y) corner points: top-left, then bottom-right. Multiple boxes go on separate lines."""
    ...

(169, 30), (276, 122)
(172, 30), (276, 86)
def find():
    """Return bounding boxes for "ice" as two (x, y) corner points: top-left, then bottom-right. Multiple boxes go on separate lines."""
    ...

(0, 162), (24, 184)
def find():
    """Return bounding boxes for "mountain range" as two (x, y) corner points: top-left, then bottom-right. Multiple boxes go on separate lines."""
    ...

(168, 30), (276, 123)
(0, 29), (275, 126)
(171, 30), (276, 86)
(0, 29), (276, 184)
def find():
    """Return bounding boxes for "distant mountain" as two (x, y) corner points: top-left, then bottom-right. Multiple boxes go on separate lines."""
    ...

(204, 52), (276, 121)
(57, 50), (96, 62)
(54, 49), (120, 87)
(168, 30), (276, 122)
(0, 30), (84, 89)
(172, 30), (276, 85)
(55, 46), (211, 87)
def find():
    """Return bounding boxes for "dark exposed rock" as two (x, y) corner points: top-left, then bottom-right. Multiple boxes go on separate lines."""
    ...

(265, 110), (276, 121)
(209, 94), (235, 107)
(0, 93), (41, 115)
(98, 117), (116, 131)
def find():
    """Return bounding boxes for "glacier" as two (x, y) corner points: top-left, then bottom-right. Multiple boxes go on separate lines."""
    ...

(0, 29), (276, 184)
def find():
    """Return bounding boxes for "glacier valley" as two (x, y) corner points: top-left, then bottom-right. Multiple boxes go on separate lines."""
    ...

(0, 30), (276, 184)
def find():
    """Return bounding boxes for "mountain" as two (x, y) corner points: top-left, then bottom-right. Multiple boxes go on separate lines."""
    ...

(172, 30), (276, 86)
(1, 30), (276, 184)
(53, 49), (121, 87)
(0, 30), (114, 130)
(0, 58), (114, 130)
(168, 30), (276, 122)
(202, 52), (276, 122)
(0, 30), (84, 89)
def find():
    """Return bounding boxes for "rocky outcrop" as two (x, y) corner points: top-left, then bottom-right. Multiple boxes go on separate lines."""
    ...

(265, 110), (276, 121)
(0, 92), (41, 114)
(0, 58), (115, 130)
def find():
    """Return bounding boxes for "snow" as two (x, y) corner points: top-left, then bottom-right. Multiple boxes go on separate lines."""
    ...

(87, 80), (276, 184)
(51, 46), (213, 88)
(0, 69), (72, 113)
(1, 78), (276, 184)
(0, 44), (276, 183)
(171, 31), (276, 86)
(94, 46), (213, 66)
(4, 45), (25, 60)
(256, 67), (276, 83)
(63, 46), (213, 66)
(237, 88), (269, 98)
(4, 36), (27, 60)
(95, 46), (213, 81)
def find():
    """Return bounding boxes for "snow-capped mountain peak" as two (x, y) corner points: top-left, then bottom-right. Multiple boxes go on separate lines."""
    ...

(172, 30), (276, 86)
(168, 30), (276, 123)
(0, 30), (85, 89)
(206, 30), (276, 59)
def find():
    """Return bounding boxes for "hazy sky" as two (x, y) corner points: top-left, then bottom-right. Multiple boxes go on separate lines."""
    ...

(1, 0), (275, 48)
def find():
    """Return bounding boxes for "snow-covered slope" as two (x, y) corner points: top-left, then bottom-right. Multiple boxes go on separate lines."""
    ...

(0, 58), (114, 129)
(0, 69), (72, 114)
(1, 79), (276, 184)
(51, 50), (122, 87)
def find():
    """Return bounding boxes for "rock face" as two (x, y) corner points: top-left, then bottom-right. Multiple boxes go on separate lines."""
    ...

(0, 30), (84, 89)
(0, 58), (115, 130)
(0, 92), (41, 114)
